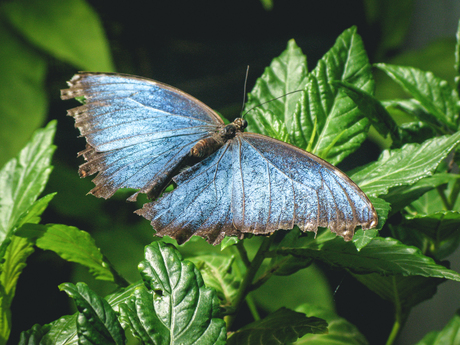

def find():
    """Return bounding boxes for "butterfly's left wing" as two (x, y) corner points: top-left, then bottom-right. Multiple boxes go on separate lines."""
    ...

(138, 132), (377, 244)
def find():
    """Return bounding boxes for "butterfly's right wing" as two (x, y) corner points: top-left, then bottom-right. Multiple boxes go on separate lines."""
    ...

(61, 73), (223, 200)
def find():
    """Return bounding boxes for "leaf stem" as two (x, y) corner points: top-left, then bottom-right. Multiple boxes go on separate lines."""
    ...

(226, 235), (274, 329)
(448, 177), (460, 209)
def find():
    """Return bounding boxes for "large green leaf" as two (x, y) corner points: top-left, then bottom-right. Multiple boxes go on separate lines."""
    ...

(275, 237), (460, 281)
(16, 224), (115, 282)
(0, 121), (56, 244)
(60, 282), (125, 345)
(2, 0), (114, 71)
(294, 304), (369, 344)
(0, 20), (47, 168)
(120, 242), (226, 344)
(351, 131), (460, 197)
(227, 307), (327, 345)
(417, 309), (460, 345)
(245, 39), (308, 141)
(376, 63), (459, 131)
(293, 26), (374, 164)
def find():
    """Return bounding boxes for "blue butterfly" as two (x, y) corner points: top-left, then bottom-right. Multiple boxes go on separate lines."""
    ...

(61, 73), (378, 244)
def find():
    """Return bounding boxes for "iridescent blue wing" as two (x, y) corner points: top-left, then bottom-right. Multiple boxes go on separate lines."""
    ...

(138, 132), (377, 244)
(61, 73), (223, 200)
(231, 133), (377, 241)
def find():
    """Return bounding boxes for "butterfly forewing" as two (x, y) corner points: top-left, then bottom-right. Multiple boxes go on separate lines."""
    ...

(61, 73), (223, 199)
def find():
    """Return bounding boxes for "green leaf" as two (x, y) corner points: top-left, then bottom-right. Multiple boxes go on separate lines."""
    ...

(19, 314), (78, 345)
(188, 255), (240, 306)
(293, 27), (374, 164)
(404, 211), (460, 243)
(385, 173), (459, 213)
(376, 63), (459, 131)
(353, 229), (379, 251)
(59, 282), (125, 345)
(353, 274), (444, 313)
(129, 241), (226, 344)
(0, 121), (56, 244)
(416, 309), (460, 345)
(227, 307), (328, 345)
(294, 303), (369, 344)
(2, 0), (114, 71)
(0, 236), (35, 343)
(0, 20), (47, 168)
(351, 132), (460, 197)
(16, 224), (114, 282)
(333, 80), (400, 144)
(245, 39), (308, 142)
(276, 237), (460, 281)
(118, 286), (169, 345)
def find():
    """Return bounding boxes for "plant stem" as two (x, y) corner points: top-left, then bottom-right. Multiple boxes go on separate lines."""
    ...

(226, 235), (273, 329)
(236, 240), (251, 268)
(436, 186), (451, 210)
(386, 276), (403, 345)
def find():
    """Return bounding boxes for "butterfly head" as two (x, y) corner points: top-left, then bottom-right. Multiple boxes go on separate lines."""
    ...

(220, 118), (247, 140)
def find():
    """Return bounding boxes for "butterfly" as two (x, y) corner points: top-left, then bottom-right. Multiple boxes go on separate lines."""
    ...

(61, 73), (378, 245)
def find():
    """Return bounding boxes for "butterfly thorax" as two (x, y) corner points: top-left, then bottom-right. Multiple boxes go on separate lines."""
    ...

(190, 118), (247, 158)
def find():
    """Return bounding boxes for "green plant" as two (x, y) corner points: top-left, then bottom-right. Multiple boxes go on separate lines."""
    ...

(2, 1), (460, 344)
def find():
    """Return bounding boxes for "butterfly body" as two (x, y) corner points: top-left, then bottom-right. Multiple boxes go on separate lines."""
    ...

(62, 73), (377, 244)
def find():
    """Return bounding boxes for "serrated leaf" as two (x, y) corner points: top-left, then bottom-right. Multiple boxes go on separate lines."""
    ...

(351, 132), (460, 197)
(220, 236), (239, 250)
(0, 20), (47, 168)
(276, 237), (460, 281)
(333, 80), (400, 144)
(0, 236), (34, 343)
(245, 39), (308, 141)
(16, 224), (114, 282)
(293, 27), (374, 164)
(376, 63), (459, 130)
(294, 304), (369, 344)
(353, 274), (443, 312)
(227, 307), (327, 345)
(0, 121), (56, 244)
(188, 255), (240, 306)
(59, 282), (125, 345)
(132, 242), (226, 344)
(416, 309), (460, 345)
(2, 0), (114, 71)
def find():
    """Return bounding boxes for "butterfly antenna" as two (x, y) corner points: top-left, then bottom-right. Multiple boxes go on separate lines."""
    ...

(240, 65), (250, 117)
(241, 89), (304, 118)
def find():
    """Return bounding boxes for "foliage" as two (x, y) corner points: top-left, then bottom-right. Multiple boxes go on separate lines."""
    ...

(1, 1), (460, 344)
